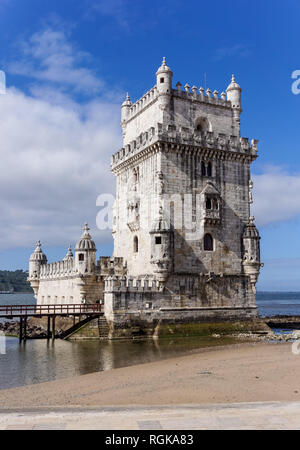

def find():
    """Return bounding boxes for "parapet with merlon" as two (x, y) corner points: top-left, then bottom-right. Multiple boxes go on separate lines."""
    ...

(111, 125), (258, 170)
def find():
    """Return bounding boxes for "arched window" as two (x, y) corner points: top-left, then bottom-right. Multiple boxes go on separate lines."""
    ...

(195, 117), (211, 133)
(204, 233), (213, 251)
(206, 198), (212, 210)
(201, 161), (206, 176)
(79, 253), (84, 261)
(207, 161), (212, 177)
(133, 236), (139, 253)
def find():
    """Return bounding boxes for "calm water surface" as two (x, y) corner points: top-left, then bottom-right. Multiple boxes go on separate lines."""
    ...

(0, 291), (299, 390)
(256, 291), (300, 317)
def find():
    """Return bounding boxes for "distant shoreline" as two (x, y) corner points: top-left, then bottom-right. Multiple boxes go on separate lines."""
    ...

(0, 291), (33, 295)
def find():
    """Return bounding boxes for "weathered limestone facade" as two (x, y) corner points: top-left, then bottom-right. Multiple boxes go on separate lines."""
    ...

(28, 58), (262, 338)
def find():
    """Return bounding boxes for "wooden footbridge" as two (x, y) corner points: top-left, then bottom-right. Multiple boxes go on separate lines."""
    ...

(0, 304), (103, 342)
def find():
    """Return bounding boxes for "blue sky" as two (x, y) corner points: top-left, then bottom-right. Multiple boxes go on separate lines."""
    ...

(0, 0), (300, 290)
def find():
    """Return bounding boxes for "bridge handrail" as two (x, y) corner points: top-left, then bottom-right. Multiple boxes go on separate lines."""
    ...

(0, 303), (102, 315)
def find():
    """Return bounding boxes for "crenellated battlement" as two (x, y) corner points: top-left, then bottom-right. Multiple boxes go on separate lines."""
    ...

(125, 85), (158, 123)
(97, 256), (127, 276)
(122, 82), (232, 125)
(173, 84), (231, 107)
(111, 124), (258, 170)
(39, 259), (76, 278)
(104, 275), (160, 292)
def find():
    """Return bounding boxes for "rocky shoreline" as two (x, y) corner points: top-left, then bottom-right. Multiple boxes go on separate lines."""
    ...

(2, 317), (300, 342)
(0, 321), (62, 338)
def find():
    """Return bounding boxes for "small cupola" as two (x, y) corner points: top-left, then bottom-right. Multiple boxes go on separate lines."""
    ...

(63, 245), (74, 261)
(156, 57), (173, 95)
(75, 223), (96, 251)
(243, 216), (260, 240)
(156, 57), (173, 76)
(122, 92), (132, 108)
(226, 74), (242, 109)
(30, 241), (47, 263)
(121, 92), (132, 123)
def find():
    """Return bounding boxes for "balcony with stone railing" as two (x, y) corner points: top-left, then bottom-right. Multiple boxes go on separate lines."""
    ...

(202, 209), (221, 226)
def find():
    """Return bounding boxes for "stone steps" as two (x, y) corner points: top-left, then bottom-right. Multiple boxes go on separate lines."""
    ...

(98, 317), (109, 338)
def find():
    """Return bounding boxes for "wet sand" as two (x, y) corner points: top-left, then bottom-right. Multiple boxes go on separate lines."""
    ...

(0, 342), (299, 409)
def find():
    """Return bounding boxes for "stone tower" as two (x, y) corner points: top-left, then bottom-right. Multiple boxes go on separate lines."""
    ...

(106, 58), (262, 335)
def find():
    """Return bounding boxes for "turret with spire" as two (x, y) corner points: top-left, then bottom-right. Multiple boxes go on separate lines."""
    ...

(226, 74), (242, 135)
(156, 57), (173, 110)
(63, 245), (74, 261)
(29, 241), (47, 278)
(121, 92), (132, 125)
(242, 216), (262, 294)
(28, 241), (47, 297)
(75, 223), (97, 274)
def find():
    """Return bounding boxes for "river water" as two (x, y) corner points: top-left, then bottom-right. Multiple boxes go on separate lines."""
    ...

(0, 292), (299, 390)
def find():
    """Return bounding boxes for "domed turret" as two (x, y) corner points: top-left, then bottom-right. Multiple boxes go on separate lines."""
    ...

(75, 223), (96, 274)
(242, 217), (262, 293)
(156, 57), (173, 100)
(150, 206), (173, 283)
(29, 241), (47, 278)
(226, 74), (241, 106)
(121, 92), (132, 124)
(226, 75), (242, 135)
(75, 223), (96, 251)
(63, 245), (74, 261)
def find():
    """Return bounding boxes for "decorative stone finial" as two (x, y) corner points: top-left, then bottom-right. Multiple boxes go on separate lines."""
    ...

(64, 245), (74, 261)
(75, 223), (96, 251)
(30, 240), (47, 262)
(226, 74), (241, 92)
(122, 92), (132, 108)
(156, 57), (172, 75)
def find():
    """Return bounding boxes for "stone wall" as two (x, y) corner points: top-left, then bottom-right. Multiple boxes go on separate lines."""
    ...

(37, 275), (104, 305)
(104, 274), (257, 338)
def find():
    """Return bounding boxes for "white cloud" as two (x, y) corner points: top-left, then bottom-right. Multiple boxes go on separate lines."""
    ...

(0, 86), (121, 251)
(252, 166), (300, 226)
(9, 28), (103, 94)
(0, 26), (122, 252)
(213, 44), (251, 61)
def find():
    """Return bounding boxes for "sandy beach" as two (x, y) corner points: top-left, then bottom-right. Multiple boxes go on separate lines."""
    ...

(0, 342), (299, 409)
